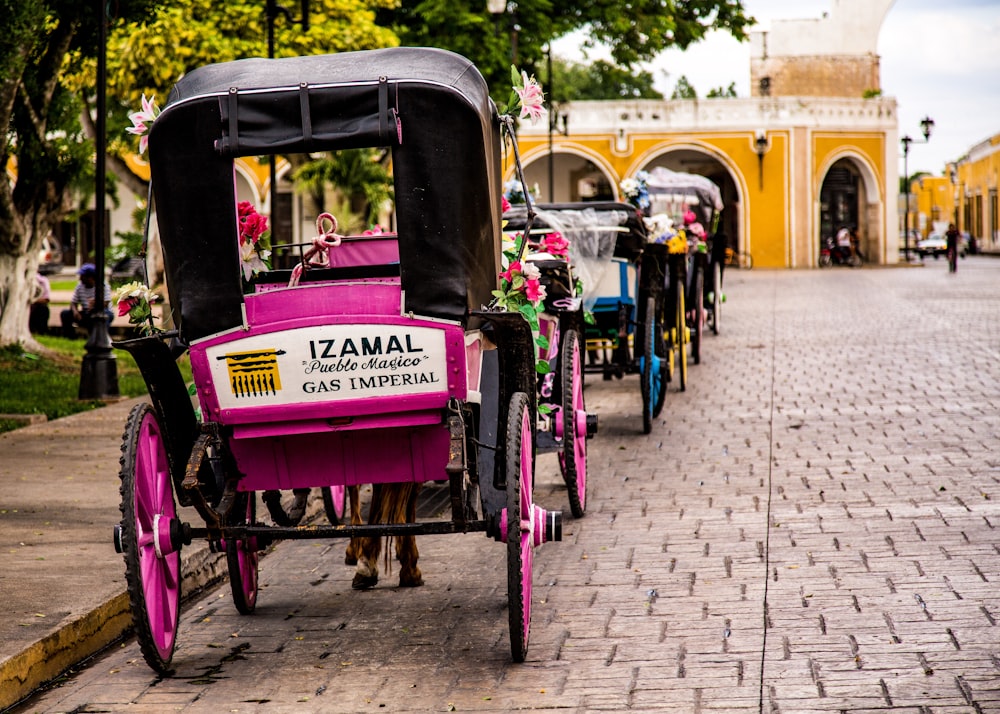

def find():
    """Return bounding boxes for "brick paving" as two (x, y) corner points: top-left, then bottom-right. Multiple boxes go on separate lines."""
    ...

(13, 258), (1000, 713)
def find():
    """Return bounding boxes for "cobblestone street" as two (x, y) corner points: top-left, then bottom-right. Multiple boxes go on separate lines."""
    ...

(15, 258), (1000, 713)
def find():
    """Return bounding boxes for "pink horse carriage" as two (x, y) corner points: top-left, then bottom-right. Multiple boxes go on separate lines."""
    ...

(112, 48), (563, 671)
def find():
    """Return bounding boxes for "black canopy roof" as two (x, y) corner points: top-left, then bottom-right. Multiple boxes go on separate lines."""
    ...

(149, 47), (503, 341)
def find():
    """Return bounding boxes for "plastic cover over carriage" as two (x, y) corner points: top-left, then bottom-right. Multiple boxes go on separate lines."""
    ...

(116, 47), (557, 671)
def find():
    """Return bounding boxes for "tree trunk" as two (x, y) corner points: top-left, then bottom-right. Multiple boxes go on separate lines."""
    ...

(0, 251), (38, 347)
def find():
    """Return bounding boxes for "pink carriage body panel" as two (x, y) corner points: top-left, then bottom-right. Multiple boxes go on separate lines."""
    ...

(187, 278), (476, 491)
(230, 422), (449, 491)
(325, 235), (399, 268)
(249, 280), (402, 321)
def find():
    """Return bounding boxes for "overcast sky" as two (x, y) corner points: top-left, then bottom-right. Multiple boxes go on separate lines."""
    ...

(553, 0), (1000, 176)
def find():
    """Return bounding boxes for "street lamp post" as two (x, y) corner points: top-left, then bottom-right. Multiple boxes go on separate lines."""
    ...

(900, 116), (934, 262)
(488, 0), (518, 65)
(545, 47), (569, 202)
(79, 0), (119, 400)
(264, 1), (310, 246)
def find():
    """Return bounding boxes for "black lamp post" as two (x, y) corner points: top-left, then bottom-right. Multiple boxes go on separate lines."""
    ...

(545, 46), (568, 202)
(79, 0), (119, 400)
(488, 0), (518, 65)
(264, 1), (310, 245)
(900, 116), (934, 262)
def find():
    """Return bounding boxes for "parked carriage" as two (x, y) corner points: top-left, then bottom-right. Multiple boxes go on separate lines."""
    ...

(112, 47), (562, 671)
(501, 204), (599, 517)
(643, 167), (725, 344)
(505, 203), (676, 434)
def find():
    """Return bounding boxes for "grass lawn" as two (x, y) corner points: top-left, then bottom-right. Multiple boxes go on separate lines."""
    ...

(0, 335), (192, 434)
(48, 277), (77, 292)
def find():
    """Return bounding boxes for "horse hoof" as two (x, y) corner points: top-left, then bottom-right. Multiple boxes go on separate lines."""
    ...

(399, 573), (424, 588)
(352, 572), (378, 590)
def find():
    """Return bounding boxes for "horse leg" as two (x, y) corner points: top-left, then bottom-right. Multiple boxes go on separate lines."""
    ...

(397, 484), (423, 587)
(344, 485), (361, 565)
(351, 484), (382, 590)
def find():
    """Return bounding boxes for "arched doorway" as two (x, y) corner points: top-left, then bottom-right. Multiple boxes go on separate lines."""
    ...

(639, 150), (741, 252)
(521, 152), (615, 203)
(818, 156), (882, 265)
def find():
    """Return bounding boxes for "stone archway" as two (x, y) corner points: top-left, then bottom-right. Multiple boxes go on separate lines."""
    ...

(520, 150), (617, 204)
(639, 149), (743, 253)
(817, 155), (883, 265)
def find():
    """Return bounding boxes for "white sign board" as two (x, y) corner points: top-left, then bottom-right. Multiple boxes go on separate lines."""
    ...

(203, 323), (449, 411)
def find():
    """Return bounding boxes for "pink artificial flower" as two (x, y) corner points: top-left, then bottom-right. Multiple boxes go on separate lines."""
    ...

(362, 225), (384, 236)
(541, 232), (569, 258)
(237, 201), (269, 244)
(500, 260), (522, 284)
(502, 195), (511, 213)
(117, 298), (137, 317)
(524, 278), (547, 304)
(683, 210), (697, 225)
(688, 222), (706, 238)
(516, 71), (547, 125)
(126, 94), (159, 155)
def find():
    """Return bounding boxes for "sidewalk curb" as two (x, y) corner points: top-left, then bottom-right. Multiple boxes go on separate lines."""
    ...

(0, 538), (227, 711)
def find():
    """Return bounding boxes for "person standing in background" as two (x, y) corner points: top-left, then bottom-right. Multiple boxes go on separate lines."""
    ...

(29, 272), (50, 334)
(945, 223), (960, 273)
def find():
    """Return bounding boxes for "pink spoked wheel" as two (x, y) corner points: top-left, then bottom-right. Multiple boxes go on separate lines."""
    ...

(557, 329), (587, 518)
(117, 403), (181, 673)
(226, 491), (259, 615)
(503, 391), (561, 663)
(321, 485), (347, 525)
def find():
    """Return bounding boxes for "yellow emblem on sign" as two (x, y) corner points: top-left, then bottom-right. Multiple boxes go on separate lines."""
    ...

(217, 349), (286, 398)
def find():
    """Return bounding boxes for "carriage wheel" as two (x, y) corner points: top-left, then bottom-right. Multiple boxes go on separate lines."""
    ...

(691, 265), (704, 365)
(557, 330), (586, 518)
(321, 486), (347, 525)
(506, 392), (534, 663)
(711, 262), (722, 335)
(677, 285), (688, 392)
(226, 491), (259, 615)
(118, 403), (181, 673)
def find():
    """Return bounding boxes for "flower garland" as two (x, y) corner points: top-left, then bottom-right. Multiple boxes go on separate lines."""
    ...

(492, 233), (551, 375)
(238, 201), (272, 281)
(114, 281), (161, 336)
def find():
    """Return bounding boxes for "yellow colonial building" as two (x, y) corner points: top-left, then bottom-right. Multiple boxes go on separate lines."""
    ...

(510, 0), (905, 268)
(953, 133), (1000, 250)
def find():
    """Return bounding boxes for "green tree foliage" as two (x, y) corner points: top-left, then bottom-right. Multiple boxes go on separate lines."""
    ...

(546, 57), (663, 101)
(0, 0), (157, 346)
(293, 149), (394, 226)
(389, 0), (753, 104)
(671, 75), (697, 100)
(707, 81), (737, 98)
(78, 0), (399, 109)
